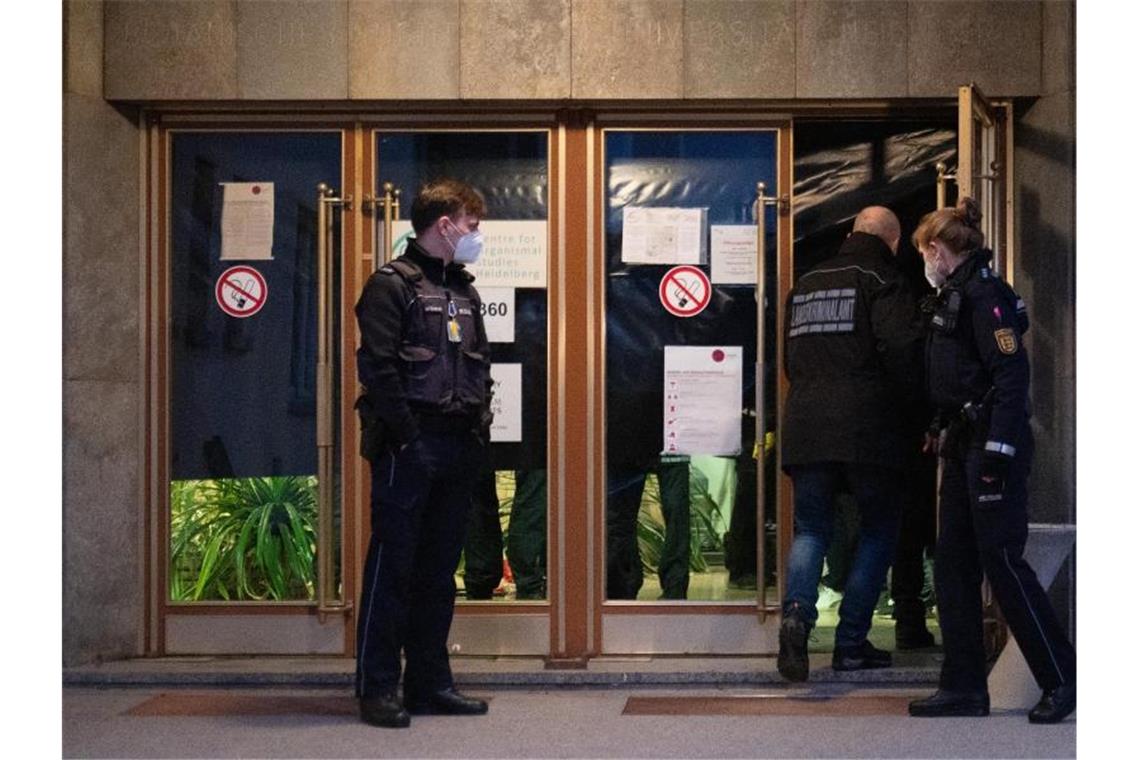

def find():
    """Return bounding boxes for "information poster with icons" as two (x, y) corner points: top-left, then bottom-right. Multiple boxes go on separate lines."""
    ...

(662, 345), (742, 456)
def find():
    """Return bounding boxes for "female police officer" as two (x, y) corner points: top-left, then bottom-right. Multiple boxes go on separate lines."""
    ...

(907, 198), (1076, 724)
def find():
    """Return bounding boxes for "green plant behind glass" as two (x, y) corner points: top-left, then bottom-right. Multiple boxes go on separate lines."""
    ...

(170, 476), (318, 602)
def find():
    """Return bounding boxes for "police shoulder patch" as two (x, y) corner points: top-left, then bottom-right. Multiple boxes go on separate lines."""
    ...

(994, 327), (1017, 354)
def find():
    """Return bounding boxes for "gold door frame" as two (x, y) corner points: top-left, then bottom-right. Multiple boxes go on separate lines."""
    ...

(147, 121), (357, 655)
(588, 114), (795, 656)
(142, 104), (964, 661)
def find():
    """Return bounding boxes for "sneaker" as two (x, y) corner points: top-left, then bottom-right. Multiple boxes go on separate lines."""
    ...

(777, 606), (811, 682)
(816, 585), (843, 609)
(832, 640), (892, 671)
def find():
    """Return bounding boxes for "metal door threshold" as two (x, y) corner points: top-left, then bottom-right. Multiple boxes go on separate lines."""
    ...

(64, 654), (940, 688)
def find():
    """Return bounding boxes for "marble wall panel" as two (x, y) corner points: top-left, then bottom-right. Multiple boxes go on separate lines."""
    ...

(795, 0), (907, 98)
(62, 379), (143, 665)
(349, 0), (460, 99)
(908, 0), (1041, 97)
(460, 0), (571, 99)
(685, 0), (795, 98)
(236, 0), (349, 99)
(572, 0), (684, 99)
(104, 0), (238, 100)
(65, 0), (103, 97)
(1042, 0), (1075, 97)
(63, 94), (140, 383)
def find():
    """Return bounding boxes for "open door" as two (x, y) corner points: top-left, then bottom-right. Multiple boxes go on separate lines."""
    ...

(938, 84), (1016, 282)
(935, 84), (1018, 663)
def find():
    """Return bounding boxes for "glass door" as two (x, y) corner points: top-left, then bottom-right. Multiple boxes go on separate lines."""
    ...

(160, 130), (352, 653)
(596, 125), (791, 654)
(938, 84), (1015, 281)
(363, 128), (553, 654)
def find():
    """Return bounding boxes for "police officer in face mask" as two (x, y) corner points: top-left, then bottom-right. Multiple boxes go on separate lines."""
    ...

(907, 198), (1076, 724)
(353, 178), (493, 728)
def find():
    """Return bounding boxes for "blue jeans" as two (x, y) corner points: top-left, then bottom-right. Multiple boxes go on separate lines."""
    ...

(783, 463), (903, 649)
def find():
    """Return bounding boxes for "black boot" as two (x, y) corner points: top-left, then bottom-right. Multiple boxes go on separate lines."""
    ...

(1028, 683), (1076, 724)
(777, 605), (811, 683)
(360, 693), (411, 728)
(404, 687), (489, 716)
(832, 640), (892, 671)
(895, 625), (936, 650)
(908, 689), (990, 717)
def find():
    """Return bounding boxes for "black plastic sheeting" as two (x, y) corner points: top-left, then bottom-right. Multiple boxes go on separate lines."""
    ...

(793, 121), (956, 286)
(170, 132), (341, 481)
(602, 121), (956, 476)
(604, 131), (778, 470)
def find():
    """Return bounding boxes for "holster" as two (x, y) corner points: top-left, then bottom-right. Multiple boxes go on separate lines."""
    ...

(943, 398), (994, 459)
(354, 394), (387, 462)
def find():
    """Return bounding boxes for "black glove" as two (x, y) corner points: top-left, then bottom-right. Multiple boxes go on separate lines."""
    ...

(978, 451), (1012, 503)
(475, 407), (494, 446)
(399, 436), (430, 465)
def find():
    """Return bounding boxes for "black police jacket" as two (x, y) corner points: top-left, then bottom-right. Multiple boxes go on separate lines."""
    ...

(926, 249), (1029, 458)
(781, 232), (923, 471)
(355, 240), (493, 450)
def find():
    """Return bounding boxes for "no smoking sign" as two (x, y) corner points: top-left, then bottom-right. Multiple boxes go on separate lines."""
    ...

(659, 264), (711, 318)
(215, 265), (268, 318)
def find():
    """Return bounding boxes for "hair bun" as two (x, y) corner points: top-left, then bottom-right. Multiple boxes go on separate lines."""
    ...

(955, 197), (983, 230)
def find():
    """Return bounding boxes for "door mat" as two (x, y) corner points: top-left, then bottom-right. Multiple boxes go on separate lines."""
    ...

(623, 694), (916, 717)
(126, 693), (359, 717)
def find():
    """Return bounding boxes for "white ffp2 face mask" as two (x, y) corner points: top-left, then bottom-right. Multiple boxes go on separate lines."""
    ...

(453, 230), (484, 264)
(923, 246), (948, 289)
(924, 257), (946, 289)
(444, 219), (485, 264)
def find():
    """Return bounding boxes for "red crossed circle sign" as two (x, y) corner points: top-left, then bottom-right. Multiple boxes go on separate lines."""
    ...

(215, 265), (268, 318)
(659, 265), (711, 318)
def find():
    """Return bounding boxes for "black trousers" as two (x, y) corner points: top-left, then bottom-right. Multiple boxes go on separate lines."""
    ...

(892, 450), (937, 628)
(507, 470), (548, 599)
(462, 469), (503, 599)
(606, 461), (690, 600)
(355, 431), (482, 699)
(935, 432), (1076, 693)
(464, 469), (548, 599)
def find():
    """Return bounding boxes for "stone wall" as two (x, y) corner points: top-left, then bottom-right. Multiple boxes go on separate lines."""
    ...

(1012, 0), (1076, 637)
(103, 0), (1044, 101)
(63, 0), (143, 665)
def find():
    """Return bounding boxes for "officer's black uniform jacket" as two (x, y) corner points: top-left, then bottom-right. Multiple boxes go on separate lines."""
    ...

(926, 249), (1029, 459)
(781, 232), (923, 471)
(355, 239), (493, 451)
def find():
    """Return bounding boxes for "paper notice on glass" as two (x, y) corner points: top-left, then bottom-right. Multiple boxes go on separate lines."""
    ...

(662, 346), (742, 456)
(479, 287), (515, 344)
(710, 225), (758, 284)
(220, 182), (274, 260)
(466, 221), (547, 288)
(621, 207), (708, 265)
(389, 220), (547, 288)
(489, 363), (522, 443)
(390, 219), (414, 258)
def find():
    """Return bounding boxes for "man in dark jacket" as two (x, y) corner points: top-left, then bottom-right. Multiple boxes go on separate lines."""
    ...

(777, 206), (923, 682)
(354, 178), (493, 728)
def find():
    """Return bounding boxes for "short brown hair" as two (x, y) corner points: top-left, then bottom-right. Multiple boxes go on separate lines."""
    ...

(410, 178), (486, 234)
(912, 197), (985, 254)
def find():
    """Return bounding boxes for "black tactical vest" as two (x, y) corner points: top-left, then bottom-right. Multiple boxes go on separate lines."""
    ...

(386, 257), (488, 414)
